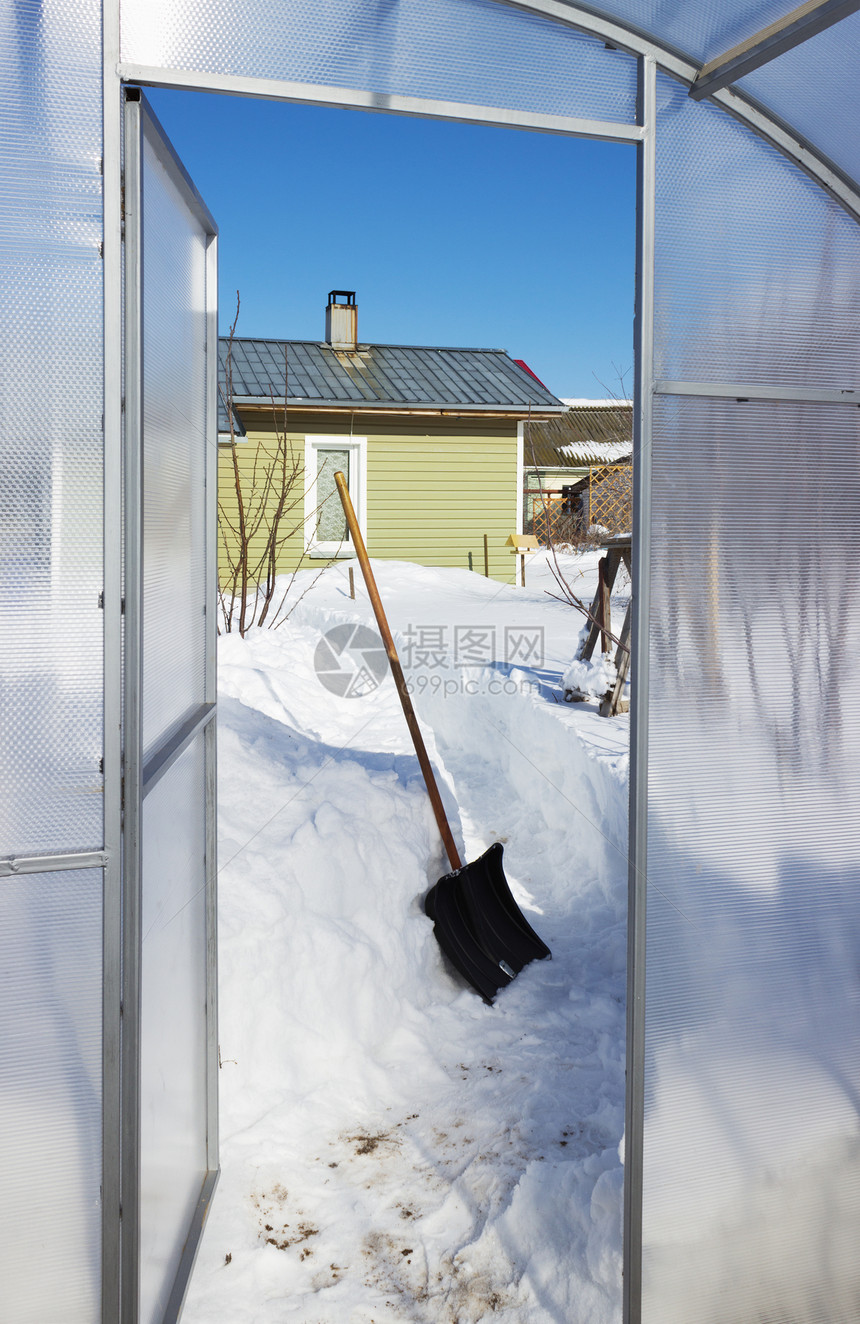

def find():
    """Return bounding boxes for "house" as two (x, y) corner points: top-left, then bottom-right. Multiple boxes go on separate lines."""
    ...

(522, 399), (633, 539)
(217, 291), (566, 586)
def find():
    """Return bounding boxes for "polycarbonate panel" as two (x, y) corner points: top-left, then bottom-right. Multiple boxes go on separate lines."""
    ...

(642, 119), (860, 1315)
(0, 870), (102, 1322)
(738, 10), (860, 191)
(0, 0), (104, 856)
(653, 74), (860, 392)
(140, 735), (208, 1324)
(121, 0), (637, 124)
(141, 125), (209, 761)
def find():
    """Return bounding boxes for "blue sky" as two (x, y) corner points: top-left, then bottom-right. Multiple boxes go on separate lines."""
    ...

(146, 89), (636, 400)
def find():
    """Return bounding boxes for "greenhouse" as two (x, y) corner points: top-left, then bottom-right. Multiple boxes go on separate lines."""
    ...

(2, 0), (859, 1320)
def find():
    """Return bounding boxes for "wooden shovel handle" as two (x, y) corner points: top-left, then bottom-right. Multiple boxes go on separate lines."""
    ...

(334, 472), (462, 872)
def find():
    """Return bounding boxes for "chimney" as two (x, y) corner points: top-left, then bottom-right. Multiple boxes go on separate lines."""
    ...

(325, 290), (358, 350)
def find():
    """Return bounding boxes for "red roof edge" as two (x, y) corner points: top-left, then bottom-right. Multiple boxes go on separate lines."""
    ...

(513, 358), (549, 390)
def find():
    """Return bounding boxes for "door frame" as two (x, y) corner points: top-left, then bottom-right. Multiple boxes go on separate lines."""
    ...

(110, 86), (220, 1324)
(99, 5), (860, 1320)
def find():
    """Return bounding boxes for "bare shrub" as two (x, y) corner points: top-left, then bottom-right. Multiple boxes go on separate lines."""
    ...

(217, 295), (341, 636)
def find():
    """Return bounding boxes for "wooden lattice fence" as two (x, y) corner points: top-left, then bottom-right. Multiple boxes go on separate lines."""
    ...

(588, 465), (632, 535)
(530, 496), (581, 546)
(528, 465), (633, 545)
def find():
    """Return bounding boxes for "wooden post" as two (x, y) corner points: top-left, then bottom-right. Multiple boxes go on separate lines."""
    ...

(483, 533), (489, 578)
(598, 558), (610, 653)
(334, 471), (462, 872)
(606, 602), (633, 716)
(520, 552), (526, 587)
(578, 547), (624, 661)
(348, 565), (355, 599)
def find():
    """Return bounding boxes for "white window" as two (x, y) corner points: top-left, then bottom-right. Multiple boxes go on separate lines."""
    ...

(304, 435), (367, 558)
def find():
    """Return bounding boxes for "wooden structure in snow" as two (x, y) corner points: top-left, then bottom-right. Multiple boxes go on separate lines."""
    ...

(568, 534), (632, 716)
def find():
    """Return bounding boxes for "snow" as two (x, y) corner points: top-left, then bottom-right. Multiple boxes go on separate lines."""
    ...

(562, 653), (619, 703)
(556, 441), (632, 464)
(183, 549), (630, 1323)
(559, 398), (633, 408)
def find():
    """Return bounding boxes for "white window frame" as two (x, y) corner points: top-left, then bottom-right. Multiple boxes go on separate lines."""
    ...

(304, 434), (367, 558)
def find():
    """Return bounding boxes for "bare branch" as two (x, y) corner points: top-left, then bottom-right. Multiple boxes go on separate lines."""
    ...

(218, 305), (338, 634)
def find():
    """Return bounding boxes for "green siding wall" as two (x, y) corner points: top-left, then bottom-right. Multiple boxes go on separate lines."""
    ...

(218, 420), (521, 587)
(367, 435), (518, 581)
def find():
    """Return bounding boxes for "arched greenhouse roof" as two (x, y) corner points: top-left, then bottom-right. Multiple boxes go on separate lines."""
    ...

(520, 0), (860, 195)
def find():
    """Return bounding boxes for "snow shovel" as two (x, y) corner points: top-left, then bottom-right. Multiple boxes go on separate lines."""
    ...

(334, 472), (551, 1003)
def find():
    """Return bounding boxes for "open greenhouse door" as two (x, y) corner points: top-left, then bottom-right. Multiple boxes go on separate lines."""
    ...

(122, 89), (219, 1324)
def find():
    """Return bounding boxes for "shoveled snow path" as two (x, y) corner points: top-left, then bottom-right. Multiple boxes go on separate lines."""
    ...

(183, 556), (630, 1323)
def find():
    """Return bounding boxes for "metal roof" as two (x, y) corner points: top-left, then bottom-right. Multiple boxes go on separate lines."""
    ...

(218, 337), (565, 433)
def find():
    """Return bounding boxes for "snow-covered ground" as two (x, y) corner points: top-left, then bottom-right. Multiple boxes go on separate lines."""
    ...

(183, 549), (631, 1324)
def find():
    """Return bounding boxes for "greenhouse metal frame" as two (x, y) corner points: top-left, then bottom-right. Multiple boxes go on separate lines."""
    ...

(2, 0), (859, 1319)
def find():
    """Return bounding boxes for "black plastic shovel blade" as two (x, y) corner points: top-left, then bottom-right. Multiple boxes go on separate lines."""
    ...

(427, 875), (514, 1004)
(424, 843), (551, 1003)
(456, 842), (551, 972)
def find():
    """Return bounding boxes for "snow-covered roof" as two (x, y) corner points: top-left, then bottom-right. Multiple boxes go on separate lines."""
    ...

(556, 439), (633, 465)
(560, 397), (633, 408)
(524, 401), (633, 469)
